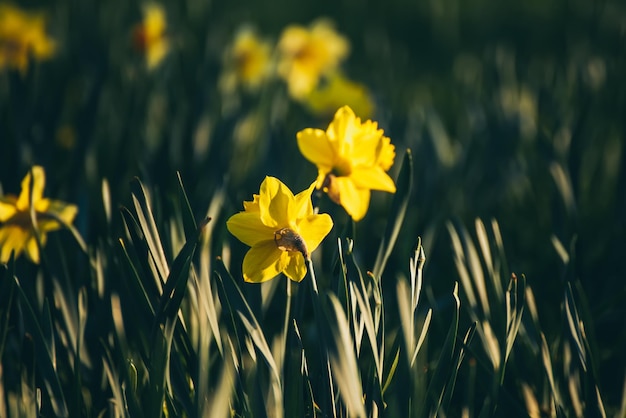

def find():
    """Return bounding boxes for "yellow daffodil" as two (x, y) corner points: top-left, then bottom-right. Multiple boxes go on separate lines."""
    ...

(304, 72), (375, 119)
(0, 3), (56, 74)
(221, 27), (272, 92)
(297, 106), (396, 221)
(132, 3), (169, 70)
(0, 166), (77, 264)
(277, 19), (349, 99)
(227, 176), (333, 283)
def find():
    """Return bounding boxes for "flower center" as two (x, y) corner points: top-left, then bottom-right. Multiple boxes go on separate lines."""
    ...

(3, 209), (55, 230)
(321, 174), (341, 205)
(274, 227), (309, 260)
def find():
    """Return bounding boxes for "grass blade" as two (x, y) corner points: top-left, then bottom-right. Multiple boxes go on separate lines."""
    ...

(373, 148), (413, 279)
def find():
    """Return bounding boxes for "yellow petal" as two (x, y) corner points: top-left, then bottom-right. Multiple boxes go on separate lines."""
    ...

(0, 198), (18, 222)
(16, 166), (45, 210)
(348, 120), (384, 166)
(350, 167), (396, 193)
(259, 176), (292, 228)
(283, 252), (307, 282)
(290, 181), (316, 223)
(296, 128), (335, 172)
(243, 194), (261, 212)
(297, 213), (333, 253)
(227, 211), (275, 247)
(46, 200), (78, 225)
(24, 235), (41, 264)
(0, 225), (27, 262)
(334, 177), (371, 221)
(326, 106), (357, 147)
(242, 241), (288, 283)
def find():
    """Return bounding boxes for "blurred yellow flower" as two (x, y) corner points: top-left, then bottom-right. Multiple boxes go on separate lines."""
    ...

(0, 3), (56, 74)
(0, 166), (77, 264)
(297, 106), (396, 221)
(277, 19), (349, 99)
(221, 27), (272, 92)
(132, 3), (169, 70)
(304, 72), (375, 119)
(227, 176), (333, 283)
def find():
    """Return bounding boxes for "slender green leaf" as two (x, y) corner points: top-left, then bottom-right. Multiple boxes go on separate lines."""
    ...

(14, 278), (69, 418)
(373, 148), (413, 279)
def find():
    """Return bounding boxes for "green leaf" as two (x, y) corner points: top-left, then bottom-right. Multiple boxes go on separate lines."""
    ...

(14, 278), (69, 417)
(130, 177), (170, 284)
(0, 255), (16, 360)
(176, 171), (197, 242)
(147, 217), (205, 418)
(373, 148), (413, 279)
(326, 293), (367, 418)
(422, 282), (460, 418)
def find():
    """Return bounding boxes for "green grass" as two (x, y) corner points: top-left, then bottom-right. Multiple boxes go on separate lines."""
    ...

(1, 0), (625, 416)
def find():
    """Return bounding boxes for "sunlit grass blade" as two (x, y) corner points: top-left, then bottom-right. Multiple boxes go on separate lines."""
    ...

(284, 319), (317, 417)
(422, 282), (460, 418)
(147, 218), (205, 418)
(373, 148), (413, 279)
(440, 322), (476, 412)
(0, 256), (16, 360)
(504, 274), (525, 367)
(119, 207), (164, 299)
(176, 171), (197, 241)
(564, 283), (607, 417)
(131, 178), (170, 283)
(204, 358), (235, 418)
(326, 293), (367, 418)
(14, 278), (69, 418)
(214, 257), (284, 416)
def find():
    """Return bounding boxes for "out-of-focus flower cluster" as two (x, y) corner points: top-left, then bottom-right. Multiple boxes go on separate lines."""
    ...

(220, 19), (375, 119)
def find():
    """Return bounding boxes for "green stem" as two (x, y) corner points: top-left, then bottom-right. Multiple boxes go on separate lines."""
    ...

(306, 258), (337, 418)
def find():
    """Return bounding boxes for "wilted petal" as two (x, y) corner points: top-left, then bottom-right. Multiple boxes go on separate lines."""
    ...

(242, 241), (288, 283)
(350, 167), (396, 193)
(227, 211), (275, 247)
(283, 252), (307, 282)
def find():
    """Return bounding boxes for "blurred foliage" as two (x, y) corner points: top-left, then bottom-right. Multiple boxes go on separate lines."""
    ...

(1, 0), (625, 416)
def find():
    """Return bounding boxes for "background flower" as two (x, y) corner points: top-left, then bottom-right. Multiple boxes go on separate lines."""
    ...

(0, 166), (77, 263)
(132, 3), (169, 69)
(227, 176), (333, 283)
(0, 3), (56, 74)
(297, 105), (396, 220)
(277, 19), (349, 99)
(220, 26), (273, 93)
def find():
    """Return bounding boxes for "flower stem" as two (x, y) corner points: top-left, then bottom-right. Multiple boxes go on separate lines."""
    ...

(306, 258), (337, 417)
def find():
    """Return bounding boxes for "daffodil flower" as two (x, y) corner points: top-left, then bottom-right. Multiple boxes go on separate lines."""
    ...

(221, 27), (272, 92)
(277, 19), (349, 99)
(132, 3), (169, 70)
(0, 166), (78, 264)
(304, 72), (375, 119)
(0, 3), (56, 74)
(227, 176), (333, 283)
(297, 105), (396, 221)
